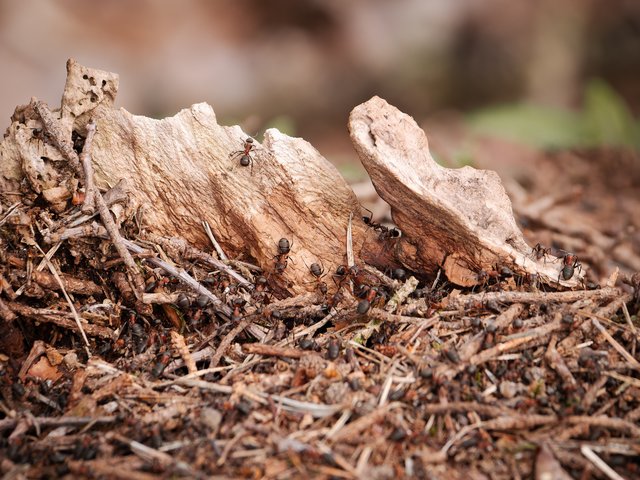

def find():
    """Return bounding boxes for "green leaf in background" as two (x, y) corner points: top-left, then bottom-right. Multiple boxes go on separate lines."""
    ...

(466, 79), (639, 150)
(467, 103), (586, 149)
(583, 79), (640, 148)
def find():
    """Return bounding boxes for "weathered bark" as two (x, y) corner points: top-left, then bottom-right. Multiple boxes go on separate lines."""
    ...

(0, 60), (582, 292)
(350, 96), (582, 287)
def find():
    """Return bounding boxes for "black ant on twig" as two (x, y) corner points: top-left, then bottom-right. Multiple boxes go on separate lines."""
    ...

(229, 137), (255, 172)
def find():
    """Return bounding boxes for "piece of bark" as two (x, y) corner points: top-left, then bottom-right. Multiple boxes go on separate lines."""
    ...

(92, 107), (370, 295)
(349, 96), (583, 287)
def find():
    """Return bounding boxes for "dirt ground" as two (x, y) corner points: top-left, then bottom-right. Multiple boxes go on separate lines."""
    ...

(1, 105), (639, 480)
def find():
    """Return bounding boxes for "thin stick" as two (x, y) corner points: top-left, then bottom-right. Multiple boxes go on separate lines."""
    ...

(210, 316), (253, 368)
(79, 121), (97, 213)
(346, 213), (355, 267)
(590, 317), (640, 368)
(241, 343), (305, 359)
(580, 445), (625, 480)
(33, 243), (90, 351)
(202, 220), (228, 260)
(438, 287), (621, 311)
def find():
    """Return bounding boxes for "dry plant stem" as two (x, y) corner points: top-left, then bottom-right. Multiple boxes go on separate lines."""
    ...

(8, 255), (101, 295)
(241, 343), (305, 359)
(590, 316), (640, 368)
(110, 433), (195, 477)
(121, 238), (232, 318)
(470, 316), (563, 366)
(79, 121), (97, 213)
(143, 233), (252, 289)
(210, 316), (254, 368)
(436, 287), (620, 312)
(7, 302), (113, 338)
(580, 445), (626, 480)
(203, 220), (227, 260)
(0, 415), (116, 433)
(33, 243), (90, 349)
(385, 276), (419, 313)
(435, 304), (525, 380)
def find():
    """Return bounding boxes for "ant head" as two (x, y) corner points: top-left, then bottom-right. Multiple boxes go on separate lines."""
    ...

(389, 228), (402, 238)
(246, 137), (254, 144)
(336, 265), (347, 276)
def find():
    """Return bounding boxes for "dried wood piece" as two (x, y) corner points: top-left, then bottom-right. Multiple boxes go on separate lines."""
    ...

(89, 102), (367, 296)
(349, 96), (583, 287)
(242, 343), (305, 359)
(7, 302), (114, 339)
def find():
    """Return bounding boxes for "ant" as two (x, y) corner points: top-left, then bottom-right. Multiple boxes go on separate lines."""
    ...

(151, 350), (172, 378)
(307, 261), (328, 296)
(230, 297), (247, 322)
(531, 243), (552, 263)
(273, 237), (293, 274)
(229, 137), (255, 171)
(356, 286), (379, 314)
(559, 253), (581, 281)
(362, 207), (402, 240)
(333, 264), (359, 290)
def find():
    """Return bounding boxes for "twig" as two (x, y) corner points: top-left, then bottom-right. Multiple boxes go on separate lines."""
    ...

(202, 220), (227, 260)
(34, 104), (146, 300)
(0, 297), (17, 322)
(33, 243), (90, 350)
(385, 276), (419, 313)
(241, 343), (305, 359)
(122, 238), (232, 318)
(590, 316), (640, 368)
(210, 316), (254, 368)
(580, 445), (626, 480)
(0, 415), (116, 433)
(545, 335), (577, 390)
(470, 317), (562, 366)
(6, 302), (114, 339)
(79, 121), (97, 213)
(143, 232), (252, 289)
(33, 100), (82, 174)
(435, 287), (621, 311)
(346, 213), (354, 267)
(110, 433), (197, 477)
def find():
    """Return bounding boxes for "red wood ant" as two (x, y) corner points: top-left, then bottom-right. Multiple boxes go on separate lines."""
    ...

(273, 238), (292, 274)
(151, 351), (171, 378)
(229, 137), (255, 171)
(362, 207), (402, 240)
(230, 297), (247, 322)
(356, 286), (379, 314)
(559, 253), (581, 281)
(531, 243), (552, 263)
(307, 261), (328, 296)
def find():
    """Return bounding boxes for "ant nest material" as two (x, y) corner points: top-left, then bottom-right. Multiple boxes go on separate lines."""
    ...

(349, 96), (583, 288)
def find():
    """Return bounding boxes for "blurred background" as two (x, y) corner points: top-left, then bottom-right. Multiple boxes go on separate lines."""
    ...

(1, 0), (639, 170)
